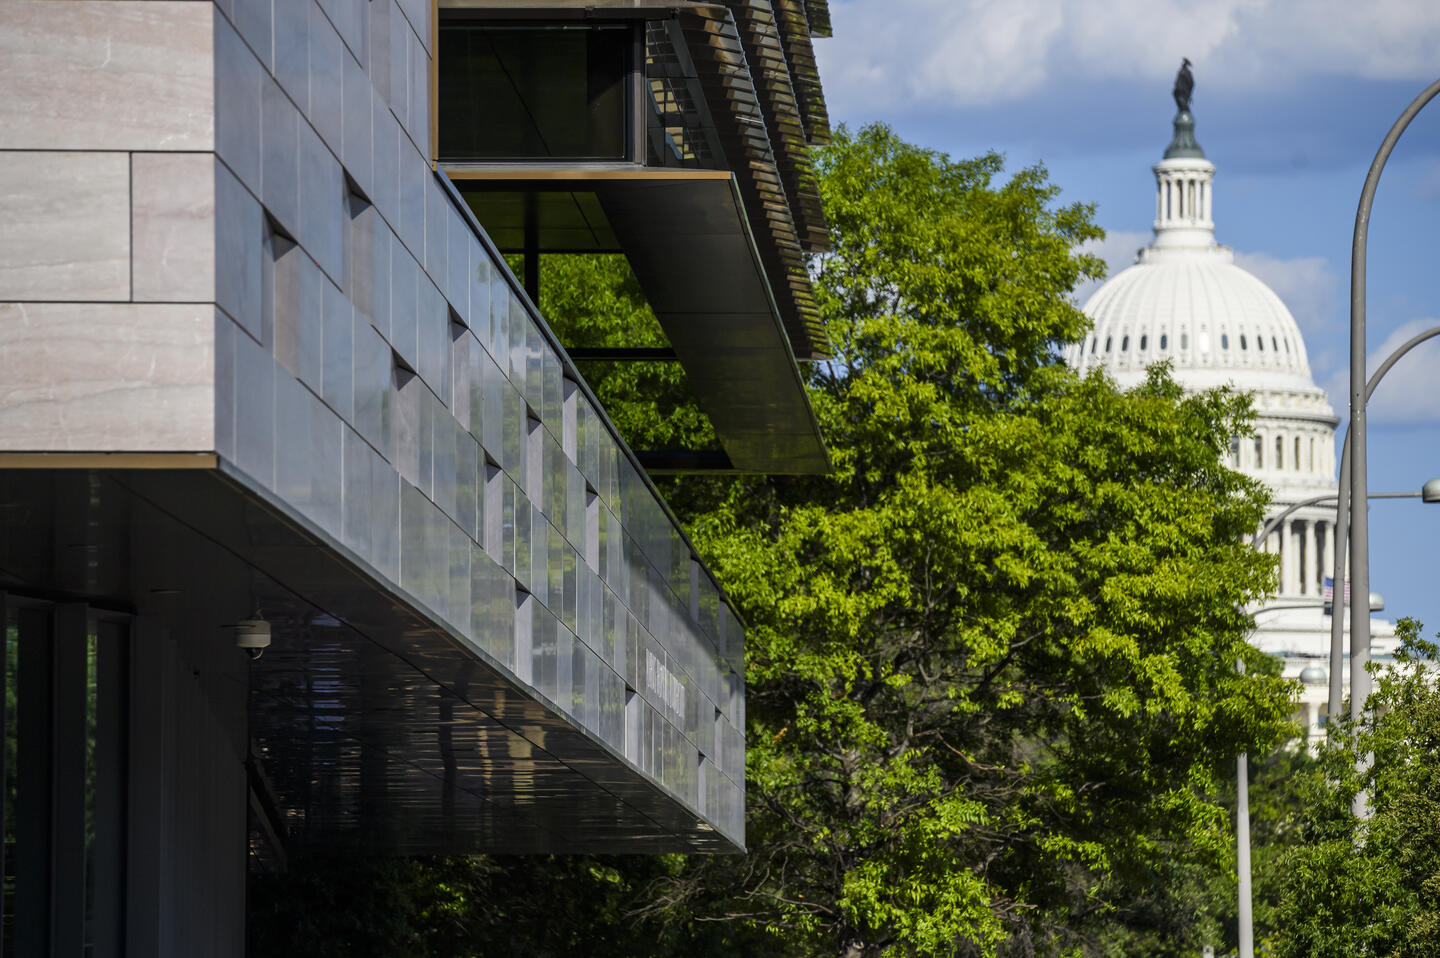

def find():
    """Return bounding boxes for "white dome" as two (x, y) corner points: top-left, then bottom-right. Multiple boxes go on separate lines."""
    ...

(1063, 119), (1338, 508)
(1067, 250), (1318, 395)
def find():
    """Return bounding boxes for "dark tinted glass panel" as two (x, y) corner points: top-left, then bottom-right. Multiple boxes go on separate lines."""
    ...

(1, 604), (127, 958)
(2, 614), (16, 955)
(440, 24), (631, 161)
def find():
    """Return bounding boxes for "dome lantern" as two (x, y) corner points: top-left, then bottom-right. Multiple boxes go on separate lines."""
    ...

(1150, 108), (1216, 254)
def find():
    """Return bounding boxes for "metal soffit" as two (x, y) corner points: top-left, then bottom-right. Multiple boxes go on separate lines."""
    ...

(101, 469), (744, 854)
(0, 470), (731, 853)
(446, 168), (830, 475)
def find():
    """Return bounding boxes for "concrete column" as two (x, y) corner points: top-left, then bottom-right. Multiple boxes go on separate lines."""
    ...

(1322, 520), (1334, 595)
(1300, 519), (1314, 596)
(1290, 518), (1301, 593)
(1273, 519), (1284, 593)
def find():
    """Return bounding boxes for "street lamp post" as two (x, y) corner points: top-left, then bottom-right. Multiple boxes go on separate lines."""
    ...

(1344, 81), (1440, 820)
(1235, 656), (1253, 958)
(1225, 75), (1440, 955)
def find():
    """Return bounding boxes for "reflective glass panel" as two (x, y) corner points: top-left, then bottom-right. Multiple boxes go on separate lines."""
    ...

(439, 24), (632, 161)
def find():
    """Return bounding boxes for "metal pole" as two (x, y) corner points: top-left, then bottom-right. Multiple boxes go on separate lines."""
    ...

(1236, 551), (1398, 955)
(1347, 76), (1440, 818)
(1326, 325), (1440, 721)
(1329, 443), (1350, 719)
(1236, 658), (1253, 958)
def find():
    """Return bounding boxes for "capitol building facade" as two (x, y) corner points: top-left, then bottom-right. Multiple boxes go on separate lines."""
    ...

(1064, 103), (1395, 743)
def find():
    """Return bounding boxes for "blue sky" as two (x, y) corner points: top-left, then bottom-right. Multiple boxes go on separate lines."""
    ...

(815, 0), (1440, 631)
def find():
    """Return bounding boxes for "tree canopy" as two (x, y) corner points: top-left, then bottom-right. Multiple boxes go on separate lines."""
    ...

(1271, 618), (1440, 958)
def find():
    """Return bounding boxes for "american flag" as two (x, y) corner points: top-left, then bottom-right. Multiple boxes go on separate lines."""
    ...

(1323, 576), (1351, 616)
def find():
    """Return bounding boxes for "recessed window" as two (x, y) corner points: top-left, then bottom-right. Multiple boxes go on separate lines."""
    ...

(1105, 336), (1112, 352)
(1282, 337), (1289, 353)
(1221, 333), (1230, 350)
(1140, 334), (1148, 350)
(1275, 436), (1284, 469)
(1240, 334), (1248, 350)
(1257, 335), (1264, 352)
(1090, 337), (1097, 354)
(1160, 333), (1168, 350)
(1121, 335), (1129, 351)
(1254, 436), (1263, 468)
(1295, 436), (1301, 470)
(1181, 333), (1189, 350)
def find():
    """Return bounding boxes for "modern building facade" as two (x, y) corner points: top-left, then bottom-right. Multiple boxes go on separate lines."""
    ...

(1067, 101), (1395, 745)
(0, 0), (831, 952)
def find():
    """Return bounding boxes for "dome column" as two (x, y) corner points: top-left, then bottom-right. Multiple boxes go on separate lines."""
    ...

(1328, 521), (1337, 594)
(1284, 518), (1296, 593)
(1288, 518), (1301, 594)
(1151, 158), (1216, 249)
(1307, 518), (1319, 593)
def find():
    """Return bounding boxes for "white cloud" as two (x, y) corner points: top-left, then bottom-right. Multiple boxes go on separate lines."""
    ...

(820, 0), (1440, 112)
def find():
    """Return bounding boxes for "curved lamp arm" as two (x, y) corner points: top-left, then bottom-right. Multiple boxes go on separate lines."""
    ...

(1328, 322), (1440, 718)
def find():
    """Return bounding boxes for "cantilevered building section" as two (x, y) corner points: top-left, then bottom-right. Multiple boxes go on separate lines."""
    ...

(0, 0), (831, 952)
(439, 0), (834, 474)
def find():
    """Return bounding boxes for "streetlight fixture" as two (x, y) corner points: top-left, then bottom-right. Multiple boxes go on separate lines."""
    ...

(1343, 78), (1440, 804)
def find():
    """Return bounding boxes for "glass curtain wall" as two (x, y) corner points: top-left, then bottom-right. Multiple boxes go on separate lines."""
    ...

(1, 600), (127, 958)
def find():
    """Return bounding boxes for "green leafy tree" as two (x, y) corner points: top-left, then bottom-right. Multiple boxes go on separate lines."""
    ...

(1271, 618), (1440, 958)
(618, 124), (1295, 957)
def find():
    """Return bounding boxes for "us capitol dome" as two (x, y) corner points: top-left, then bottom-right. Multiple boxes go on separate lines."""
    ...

(1064, 82), (1395, 743)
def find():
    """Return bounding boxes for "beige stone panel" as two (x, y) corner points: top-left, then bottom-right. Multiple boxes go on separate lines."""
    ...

(132, 153), (216, 302)
(0, 2), (214, 151)
(0, 151), (130, 301)
(0, 302), (215, 451)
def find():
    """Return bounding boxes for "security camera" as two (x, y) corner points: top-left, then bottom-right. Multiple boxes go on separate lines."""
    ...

(235, 618), (271, 660)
